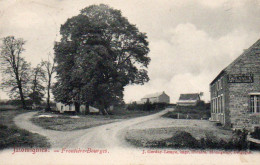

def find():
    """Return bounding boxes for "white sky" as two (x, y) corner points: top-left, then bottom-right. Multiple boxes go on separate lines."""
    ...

(0, 0), (260, 103)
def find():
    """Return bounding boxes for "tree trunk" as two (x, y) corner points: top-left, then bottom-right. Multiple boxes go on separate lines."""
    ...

(18, 81), (27, 109)
(46, 75), (51, 111)
(85, 102), (90, 115)
(99, 101), (109, 115)
(74, 102), (80, 113)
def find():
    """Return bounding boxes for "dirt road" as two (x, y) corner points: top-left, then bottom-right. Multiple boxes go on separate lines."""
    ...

(14, 109), (172, 149)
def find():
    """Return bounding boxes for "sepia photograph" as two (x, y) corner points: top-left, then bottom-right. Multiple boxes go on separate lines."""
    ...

(0, 0), (260, 164)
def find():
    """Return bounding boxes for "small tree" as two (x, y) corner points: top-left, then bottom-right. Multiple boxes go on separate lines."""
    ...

(42, 54), (56, 111)
(29, 63), (46, 107)
(0, 36), (31, 109)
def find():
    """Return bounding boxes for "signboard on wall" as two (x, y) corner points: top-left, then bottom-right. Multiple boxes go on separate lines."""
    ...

(228, 74), (254, 83)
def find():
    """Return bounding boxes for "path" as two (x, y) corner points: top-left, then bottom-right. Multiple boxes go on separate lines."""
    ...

(14, 108), (172, 149)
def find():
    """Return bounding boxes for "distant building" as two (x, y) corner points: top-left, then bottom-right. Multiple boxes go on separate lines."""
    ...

(55, 102), (99, 114)
(177, 93), (200, 106)
(210, 39), (260, 130)
(140, 91), (170, 104)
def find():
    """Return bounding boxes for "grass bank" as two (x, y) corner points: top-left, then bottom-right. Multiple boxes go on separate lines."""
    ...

(124, 117), (255, 150)
(31, 108), (158, 131)
(0, 107), (50, 150)
(125, 128), (250, 150)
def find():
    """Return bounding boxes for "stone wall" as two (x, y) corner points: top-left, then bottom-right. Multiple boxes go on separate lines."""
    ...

(227, 47), (260, 130)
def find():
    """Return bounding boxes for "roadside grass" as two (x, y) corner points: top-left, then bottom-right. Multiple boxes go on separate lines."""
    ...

(0, 107), (50, 150)
(124, 117), (251, 150)
(125, 129), (249, 150)
(31, 108), (159, 131)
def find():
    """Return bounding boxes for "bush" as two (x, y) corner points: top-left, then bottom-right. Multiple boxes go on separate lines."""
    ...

(165, 131), (200, 149)
(251, 127), (260, 140)
(126, 102), (170, 111)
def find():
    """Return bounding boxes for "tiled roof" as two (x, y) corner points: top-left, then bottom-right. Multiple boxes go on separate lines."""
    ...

(178, 93), (200, 101)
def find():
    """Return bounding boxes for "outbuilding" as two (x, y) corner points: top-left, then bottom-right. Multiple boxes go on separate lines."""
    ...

(177, 93), (201, 106)
(55, 102), (99, 114)
(210, 39), (260, 130)
(141, 91), (170, 104)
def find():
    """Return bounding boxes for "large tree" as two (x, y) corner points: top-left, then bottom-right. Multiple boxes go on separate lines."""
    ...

(0, 36), (31, 109)
(53, 4), (150, 114)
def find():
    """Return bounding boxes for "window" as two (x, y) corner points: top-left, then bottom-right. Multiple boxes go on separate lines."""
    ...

(216, 98), (218, 113)
(249, 94), (260, 113)
(222, 95), (225, 113)
(219, 96), (222, 113)
(219, 78), (222, 89)
(211, 99), (214, 113)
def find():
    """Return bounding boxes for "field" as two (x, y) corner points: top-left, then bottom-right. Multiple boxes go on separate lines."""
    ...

(31, 108), (158, 131)
(0, 106), (50, 150)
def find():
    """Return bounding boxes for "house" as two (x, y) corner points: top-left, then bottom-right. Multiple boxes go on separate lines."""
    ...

(140, 91), (170, 104)
(55, 102), (99, 114)
(210, 39), (260, 130)
(177, 93), (200, 106)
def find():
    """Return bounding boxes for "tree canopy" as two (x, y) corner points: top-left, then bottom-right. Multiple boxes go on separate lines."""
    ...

(53, 4), (150, 114)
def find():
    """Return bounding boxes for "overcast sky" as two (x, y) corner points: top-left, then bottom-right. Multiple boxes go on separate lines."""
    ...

(0, 0), (260, 103)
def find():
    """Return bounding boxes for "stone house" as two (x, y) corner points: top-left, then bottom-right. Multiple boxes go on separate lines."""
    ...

(177, 93), (201, 106)
(141, 91), (170, 104)
(210, 39), (260, 130)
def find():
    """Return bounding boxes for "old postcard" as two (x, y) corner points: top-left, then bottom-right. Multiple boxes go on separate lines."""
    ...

(0, 0), (260, 164)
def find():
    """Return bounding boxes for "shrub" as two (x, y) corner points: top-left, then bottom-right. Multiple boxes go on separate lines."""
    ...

(164, 131), (200, 149)
(126, 102), (170, 111)
(251, 127), (260, 140)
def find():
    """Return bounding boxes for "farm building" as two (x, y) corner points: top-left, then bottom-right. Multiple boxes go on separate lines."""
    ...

(210, 39), (260, 130)
(140, 91), (170, 104)
(177, 93), (201, 106)
(55, 102), (99, 114)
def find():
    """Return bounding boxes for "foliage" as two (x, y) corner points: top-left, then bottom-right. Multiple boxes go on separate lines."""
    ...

(0, 36), (31, 109)
(53, 4), (150, 115)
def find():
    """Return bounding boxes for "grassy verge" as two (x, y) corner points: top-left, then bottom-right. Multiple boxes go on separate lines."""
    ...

(31, 108), (159, 131)
(31, 111), (118, 131)
(125, 129), (250, 150)
(0, 107), (50, 150)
